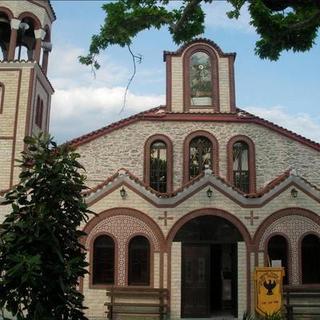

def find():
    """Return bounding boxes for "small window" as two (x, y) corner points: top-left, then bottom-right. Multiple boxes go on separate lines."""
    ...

(128, 236), (150, 286)
(190, 52), (212, 106)
(233, 141), (249, 193)
(150, 141), (167, 193)
(35, 96), (43, 128)
(0, 83), (4, 113)
(301, 234), (320, 284)
(93, 235), (115, 285)
(268, 235), (288, 284)
(0, 12), (11, 61)
(15, 17), (36, 61)
(189, 136), (212, 179)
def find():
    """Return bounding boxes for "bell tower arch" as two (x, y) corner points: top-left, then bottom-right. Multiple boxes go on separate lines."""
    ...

(0, 0), (55, 190)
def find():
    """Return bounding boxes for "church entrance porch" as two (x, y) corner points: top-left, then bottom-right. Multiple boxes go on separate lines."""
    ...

(173, 215), (244, 319)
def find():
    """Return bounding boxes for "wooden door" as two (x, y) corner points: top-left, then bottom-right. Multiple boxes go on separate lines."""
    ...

(182, 245), (210, 317)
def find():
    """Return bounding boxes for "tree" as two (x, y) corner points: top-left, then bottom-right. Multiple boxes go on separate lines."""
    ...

(0, 135), (90, 320)
(79, 0), (320, 69)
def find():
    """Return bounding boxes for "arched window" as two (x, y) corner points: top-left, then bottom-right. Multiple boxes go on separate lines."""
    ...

(190, 52), (212, 106)
(41, 26), (51, 74)
(268, 235), (289, 284)
(128, 236), (150, 286)
(183, 45), (219, 112)
(93, 235), (115, 285)
(227, 136), (256, 193)
(189, 136), (212, 180)
(0, 12), (11, 60)
(150, 140), (167, 193)
(233, 141), (249, 193)
(301, 234), (320, 284)
(15, 17), (37, 61)
(144, 135), (173, 193)
(0, 82), (4, 113)
(35, 96), (43, 128)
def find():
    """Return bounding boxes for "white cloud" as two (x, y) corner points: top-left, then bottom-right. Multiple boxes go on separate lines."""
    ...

(204, 2), (254, 33)
(48, 44), (165, 143)
(49, 44), (130, 89)
(50, 86), (165, 143)
(245, 106), (320, 143)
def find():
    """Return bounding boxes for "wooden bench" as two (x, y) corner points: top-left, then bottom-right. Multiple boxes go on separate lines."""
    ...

(284, 287), (320, 320)
(105, 286), (169, 320)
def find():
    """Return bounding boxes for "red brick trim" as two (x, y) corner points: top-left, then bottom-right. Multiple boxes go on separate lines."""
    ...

(82, 207), (165, 251)
(125, 233), (154, 287)
(183, 44), (220, 112)
(227, 135), (256, 193)
(253, 208), (320, 247)
(165, 55), (172, 111)
(228, 55), (236, 112)
(163, 38), (236, 60)
(0, 82), (5, 114)
(144, 134), (173, 193)
(9, 69), (22, 187)
(0, 6), (14, 19)
(89, 232), (119, 289)
(18, 11), (41, 29)
(166, 207), (252, 246)
(28, 0), (56, 21)
(264, 232), (291, 285)
(83, 208), (164, 290)
(298, 232), (320, 285)
(166, 207), (252, 312)
(183, 130), (219, 183)
(69, 107), (320, 153)
(24, 68), (35, 140)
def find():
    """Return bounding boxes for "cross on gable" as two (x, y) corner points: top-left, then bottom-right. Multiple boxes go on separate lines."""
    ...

(245, 210), (259, 226)
(158, 211), (173, 227)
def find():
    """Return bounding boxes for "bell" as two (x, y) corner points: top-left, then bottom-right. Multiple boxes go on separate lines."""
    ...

(19, 22), (30, 31)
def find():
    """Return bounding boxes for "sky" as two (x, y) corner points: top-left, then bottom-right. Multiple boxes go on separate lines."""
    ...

(48, 1), (320, 144)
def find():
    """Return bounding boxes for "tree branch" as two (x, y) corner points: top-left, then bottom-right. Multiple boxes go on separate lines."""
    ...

(172, 0), (203, 34)
(287, 9), (320, 31)
(120, 45), (142, 113)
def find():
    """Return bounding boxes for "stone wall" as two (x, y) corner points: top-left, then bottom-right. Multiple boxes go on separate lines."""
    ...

(0, 0), (52, 28)
(77, 119), (320, 191)
(0, 65), (32, 189)
(79, 177), (320, 318)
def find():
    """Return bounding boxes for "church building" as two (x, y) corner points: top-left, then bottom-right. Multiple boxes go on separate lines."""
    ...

(1, 1), (320, 319)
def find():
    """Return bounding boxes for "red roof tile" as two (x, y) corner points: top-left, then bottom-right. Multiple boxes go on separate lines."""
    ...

(68, 106), (165, 148)
(68, 106), (320, 152)
(163, 38), (236, 61)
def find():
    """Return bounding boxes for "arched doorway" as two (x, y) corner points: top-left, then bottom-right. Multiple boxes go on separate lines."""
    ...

(173, 215), (244, 318)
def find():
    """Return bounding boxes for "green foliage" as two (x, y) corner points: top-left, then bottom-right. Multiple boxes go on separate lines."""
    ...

(242, 311), (257, 320)
(0, 134), (91, 320)
(79, 0), (320, 68)
(264, 311), (285, 320)
(249, 0), (320, 60)
(242, 311), (285, 320)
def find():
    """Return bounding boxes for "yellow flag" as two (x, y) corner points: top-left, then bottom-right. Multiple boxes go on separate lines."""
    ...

(255, 267), (285, 316)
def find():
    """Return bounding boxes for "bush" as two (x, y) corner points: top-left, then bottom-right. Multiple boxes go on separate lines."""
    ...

(0, 135), (91, 320)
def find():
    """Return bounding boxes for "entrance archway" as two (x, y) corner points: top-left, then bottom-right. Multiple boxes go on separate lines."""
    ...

(168, 211), (249, 318)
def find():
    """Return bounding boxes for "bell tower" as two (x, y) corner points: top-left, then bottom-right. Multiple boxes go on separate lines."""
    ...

(0, 0), (55, 190)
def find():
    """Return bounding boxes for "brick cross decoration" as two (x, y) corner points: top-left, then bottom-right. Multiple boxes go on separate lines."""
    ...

(158, 211), (173, 226)
(245, 210), (259, 226)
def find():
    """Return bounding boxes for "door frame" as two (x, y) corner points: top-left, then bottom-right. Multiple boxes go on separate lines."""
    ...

(181, 242), (238, 318)
(181, 243), (211, 318)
